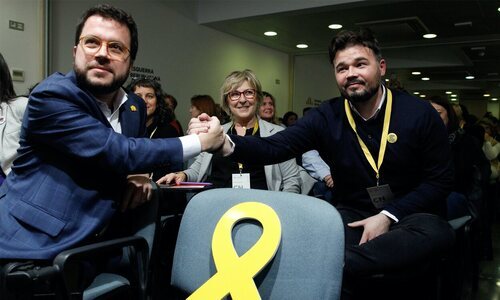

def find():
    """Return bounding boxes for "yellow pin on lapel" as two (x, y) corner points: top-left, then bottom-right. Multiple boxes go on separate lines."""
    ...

(130, 105), (137, 112)
(387, 132), (398, 143)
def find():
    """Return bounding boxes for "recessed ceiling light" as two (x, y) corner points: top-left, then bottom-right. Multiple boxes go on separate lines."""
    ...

(445, 91), (452, 94)
(492, 98), (498, 101)
(498, 7), (500, 12)
(411, 71), (421, 75)
(264, 31), (277, 36)
(465, 75), (475, 79)
(385, 78), (389, 82)
(450, 98), (458, 102)
(451, 94), (457, 97)
(420, 94), (426, 98)
(413, 91), (420, 95)
(328, 24), (343, 30)
(484, 93), (491, 97)
(296, 44), (308, 49)
(421, 77), (430, 81)
(423, 33), (437, 39)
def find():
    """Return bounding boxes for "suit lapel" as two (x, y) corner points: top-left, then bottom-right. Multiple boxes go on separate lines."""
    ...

(120, 101), (140, 137)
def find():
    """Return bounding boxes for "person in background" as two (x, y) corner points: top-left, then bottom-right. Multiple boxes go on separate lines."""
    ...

(128, 78), (183, 180)
(259, 91), (277, 124)
(428, 96), (490, 219)
(158, 69), (300, 194)
(215, 103), (231, 125)
(164, 93), (183, 135)
(281, 111), (298, 127)
(189, 94), (216, 118)
(0, 4), (224, 261)
(0, 52), (29, 185)
(198, 29), (455, 298)
(300, 106), (334, 201)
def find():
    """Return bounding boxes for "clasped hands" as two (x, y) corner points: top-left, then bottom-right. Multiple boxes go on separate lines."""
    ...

(189, 113), (229, 153)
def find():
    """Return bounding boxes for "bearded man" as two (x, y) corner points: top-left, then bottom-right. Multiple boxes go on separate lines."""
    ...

(0, 4), (223, 260)
(196, 29), (456, 299)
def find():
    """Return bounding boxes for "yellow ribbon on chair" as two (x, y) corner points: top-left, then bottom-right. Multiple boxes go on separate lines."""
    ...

(188, 201), (282, 300)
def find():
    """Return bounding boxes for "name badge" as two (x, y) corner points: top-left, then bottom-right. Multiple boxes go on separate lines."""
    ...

(366, 184), (394, 209)
(232, 173), (250, 189)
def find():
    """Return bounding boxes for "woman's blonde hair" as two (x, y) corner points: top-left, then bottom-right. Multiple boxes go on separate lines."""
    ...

(220, 69), (262, 112)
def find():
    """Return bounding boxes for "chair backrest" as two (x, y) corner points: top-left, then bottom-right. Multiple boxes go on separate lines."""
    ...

(171, 188), (344, 300)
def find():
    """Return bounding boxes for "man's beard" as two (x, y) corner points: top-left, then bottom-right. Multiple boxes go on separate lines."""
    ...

(341, 80), (380, 104)
(74, 66), (127, 96)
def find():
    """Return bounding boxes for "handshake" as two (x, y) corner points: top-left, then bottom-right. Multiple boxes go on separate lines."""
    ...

(188, 113), (229, 153)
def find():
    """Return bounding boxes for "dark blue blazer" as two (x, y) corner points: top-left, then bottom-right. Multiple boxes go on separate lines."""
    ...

(230, 89), (454, 220)
(0, 71), (183, 259)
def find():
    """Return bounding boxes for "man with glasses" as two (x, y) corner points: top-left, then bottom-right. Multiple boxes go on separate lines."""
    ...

(0, 4), (224, 260)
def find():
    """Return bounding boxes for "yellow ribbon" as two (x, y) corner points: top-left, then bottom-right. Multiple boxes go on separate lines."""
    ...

(188, 201), (282, 300)
(344, 88), (393, 185)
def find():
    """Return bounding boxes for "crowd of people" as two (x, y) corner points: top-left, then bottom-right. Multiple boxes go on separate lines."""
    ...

(0, 3), (499, 299)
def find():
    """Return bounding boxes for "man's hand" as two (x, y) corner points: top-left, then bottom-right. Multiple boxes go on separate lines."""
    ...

(121, 175), (153, 212)
(347, 213), (392, 245)
(156, 172), (186, 185)
(195, 114), (225, 152)
(324, 174), (334, 188)
(188, 113), (211, 135)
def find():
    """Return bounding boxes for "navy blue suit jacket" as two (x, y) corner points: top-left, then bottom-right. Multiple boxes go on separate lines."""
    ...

(0, 71), (183, 259)
(230, 89), (453, 220)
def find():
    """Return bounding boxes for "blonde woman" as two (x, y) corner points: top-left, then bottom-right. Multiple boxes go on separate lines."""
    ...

(157, 69), (301, 193)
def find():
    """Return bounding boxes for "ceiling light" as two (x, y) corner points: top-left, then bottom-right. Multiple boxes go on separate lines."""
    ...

(484, 93), (491, 97)
(423, 33), (437, 39)
(420, 95), (426, 98)
(492, 98), (498, 101)
(264, 31), (277, 36)
(296, 44), (308, 49)
(328, 24), (343, 30)
(413, 91), (420, 95)
(498, 7), (500, 12)
(451, 94), (457, 97)
(465, 75), (475, 80)
(385, 78), (389, 82)
(421, 77), (430, 81)
(411, 71), (421, 75)
(450, 98), (458, 102)
(445, 91), (452, 94)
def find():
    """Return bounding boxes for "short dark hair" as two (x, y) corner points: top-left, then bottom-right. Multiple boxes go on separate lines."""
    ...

(75, 4), (138, 61)
(0, 52), (16, 103)
(428, 95), (459, 133)
(164, 93), (178, 110)
(328, 29), (382, 65)
(282, 111), (298, 127)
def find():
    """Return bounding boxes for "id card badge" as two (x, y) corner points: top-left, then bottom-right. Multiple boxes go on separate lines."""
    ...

(366, 184), (394, 209)
(232, 173), (250, 189)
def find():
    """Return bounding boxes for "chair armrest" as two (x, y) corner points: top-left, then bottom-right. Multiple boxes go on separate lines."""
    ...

(448, 216), (472, 231)
(53, 236), (149, 299)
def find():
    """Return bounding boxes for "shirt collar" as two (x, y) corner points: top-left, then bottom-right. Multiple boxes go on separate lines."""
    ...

(95, 88), (128, 116)
(348, 84), (386, 121)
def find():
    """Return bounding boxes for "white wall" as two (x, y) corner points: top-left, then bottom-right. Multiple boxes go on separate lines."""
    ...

(49, 0), (290, 129)
(292, 53), (339, 116)
(0, 0), (45, 95)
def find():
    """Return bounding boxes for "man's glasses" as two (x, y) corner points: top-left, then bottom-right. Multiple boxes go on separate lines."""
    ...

(78, 35), (130, 61)
(227, 89), (256, 101)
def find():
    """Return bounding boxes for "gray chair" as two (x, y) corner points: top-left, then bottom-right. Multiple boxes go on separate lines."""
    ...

(171, 188), (345, 300)
(0, 184), (161, 300)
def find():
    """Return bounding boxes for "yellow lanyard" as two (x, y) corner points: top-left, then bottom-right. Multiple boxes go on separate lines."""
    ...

(233, 121), (259, 173)
(344, 88), (393, 186)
